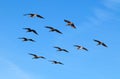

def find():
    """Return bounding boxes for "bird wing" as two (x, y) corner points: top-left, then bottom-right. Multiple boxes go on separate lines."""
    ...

(39, 56), (46, 59)
(55, 29), (63, 34)
(62, 49), (69, 52)
(74, 45), (80, 47)
(23, 28), (31, 30)
(71, 23), (76, 28)
(102, 43), (108, 47)
(29, 53), (37, 57)
(54, 46), (61, 50)
(24, 13), (34, 16)
(82, 47), (88, 51)
(28, 39), (35, 42)
(64, 19), (71, 23)
(36, 14), (44, 19)
(94, 39), (101, 43)
(32, 30), (38, 35)
(45, 26), (54, 29)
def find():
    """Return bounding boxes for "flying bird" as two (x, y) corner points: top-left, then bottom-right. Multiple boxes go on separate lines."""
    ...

(45, 26), (62, 34)
(94, 39), (108, 47)
(24, 13), (44, 19)
(64, 19), (76, 28)
(54, 46), (69, 53)
(49, 60), (64, 65)
(23, 28), (38, 35)
(29, 53), (46, 59)
(18, 37), (35, 42)
(74, 45), (88, 51)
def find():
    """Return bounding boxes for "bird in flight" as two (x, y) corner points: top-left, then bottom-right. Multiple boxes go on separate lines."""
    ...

(64, 19), (76, 29)
(49, 60), (64, 65)
(94, 39), (108, 47)
(54, 46), (69, 53)
(45, 26), (63, 34)
(74, 45), (88, 51)
(18, 37), (35, 42)
(24, 13), (44, 19)
(29, 53), (46, 59)
(23, 28), (38, 35)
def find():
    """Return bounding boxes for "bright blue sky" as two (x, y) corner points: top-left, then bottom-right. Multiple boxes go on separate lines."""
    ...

(0, 0), (120, 79)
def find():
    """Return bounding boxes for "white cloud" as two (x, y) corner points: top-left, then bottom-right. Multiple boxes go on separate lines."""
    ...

(0, 58), (33, 79)
(102, 0), (120, 10)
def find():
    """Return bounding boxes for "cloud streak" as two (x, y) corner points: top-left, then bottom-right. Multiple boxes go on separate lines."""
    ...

(0, 58), (33, 79)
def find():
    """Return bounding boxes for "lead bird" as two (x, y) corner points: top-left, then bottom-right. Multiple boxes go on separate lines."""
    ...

(23, 28), (38, 35)
(64, 19), (76, 29)
(74, 45), (88, 51)
(24, 13), (44, 19)
(45, 26), (62, 34)
(29, 53), (46, 59)
(54, 46), (69, 53)
(18, 37), (35, 42)
(94, 39), (108, 47)
(49, 60), (64, 65)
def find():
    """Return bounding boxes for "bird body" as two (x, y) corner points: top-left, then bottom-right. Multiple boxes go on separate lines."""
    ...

(74, 45), (88, 51)
(54, 46), (69, 52)
(45, 26), (62, 34)
(64, 19), (76, 28)
(29, 53), (46, 59)
(24, 13), (44, 19)
(49, 60), (64, 65)
(94, 39), (108, 47)
(19, 37), (35, 42)
(23, 28), (38, 35)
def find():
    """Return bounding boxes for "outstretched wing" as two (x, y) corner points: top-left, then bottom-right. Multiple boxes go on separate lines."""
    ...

(29, 53), (37, 57)
(54, 46), (61, 50)
(74, 45), (80, 47)
(55, 29), (63, 34)
(102, 43), (108, 47)
(62, 49), (69, 52)
(36, 14), (44, 19)
(71, 23), (76, 28)
(45, 26), (54, 29)
(28, 39), (35, 42)
(82, 47), (88, 51)
(64, 19), (71, 23)
(94, 39), (101, 43)
(32, 30), (39, 35)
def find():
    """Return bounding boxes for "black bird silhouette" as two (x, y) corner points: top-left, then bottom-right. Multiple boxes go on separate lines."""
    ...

(23, 28), (38, 35)
(24, 13), (44, 19)
(45, 26), (62, 34)
(29, 53), (46, 59)
(94, 39), (108, 47)
(49, 60), (64, 65)
(18, 37), (35, 42)
(74, 45), (88, 51)
(54, 46), (69, 53)
(64, 19), (76, 29)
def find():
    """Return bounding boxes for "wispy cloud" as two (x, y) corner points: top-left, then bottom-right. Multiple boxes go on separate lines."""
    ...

(0, 58), (33, 79)
(81, 0), (120, 29)
(102, 0), (120, 10)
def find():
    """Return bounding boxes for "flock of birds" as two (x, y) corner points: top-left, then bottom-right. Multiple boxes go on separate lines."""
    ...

(18, 13), (108, 65)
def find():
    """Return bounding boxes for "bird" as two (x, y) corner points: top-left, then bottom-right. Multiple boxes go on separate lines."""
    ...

(23, 28), (38, 35)
(74, 45), (88, 51)
(24, 13), (44, 19)
(54, 46), (69, 53)
(64, 19), (76, 28)
(45, 26), (62, 34)
(29, 53), (46, 59)
(18, 37), (35, 42)
(49, 60), (64, 65)
(94, 39), (108, 47)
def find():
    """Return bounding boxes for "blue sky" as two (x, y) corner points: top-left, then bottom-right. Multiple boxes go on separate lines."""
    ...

(0, 0), (120, 79)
